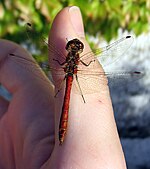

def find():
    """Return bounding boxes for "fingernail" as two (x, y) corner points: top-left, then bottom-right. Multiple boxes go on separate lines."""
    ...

(69, 6), (85, 37)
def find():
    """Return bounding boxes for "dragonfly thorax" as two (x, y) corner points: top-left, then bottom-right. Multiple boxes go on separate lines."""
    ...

(65, 38), (84, 54)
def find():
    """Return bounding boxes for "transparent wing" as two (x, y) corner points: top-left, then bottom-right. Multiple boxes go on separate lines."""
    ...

(9, 53), (65, 83)
(80, 36), (134, 67)
(26, 23), (134, 68)
(8, 23), (143, 96)
(9, 52), (144, 95)
(25, 23), (66, 61)
(74, 69), (144, 94)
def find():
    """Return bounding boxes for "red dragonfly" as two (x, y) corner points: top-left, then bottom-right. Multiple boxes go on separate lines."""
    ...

(10, 23), (144, 145)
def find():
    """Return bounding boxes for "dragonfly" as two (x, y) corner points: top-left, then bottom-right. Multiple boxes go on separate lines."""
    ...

(9, 23), (144, 145)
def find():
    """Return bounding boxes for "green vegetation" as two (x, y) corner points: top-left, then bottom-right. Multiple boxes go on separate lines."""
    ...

(0, 0), (150, 62)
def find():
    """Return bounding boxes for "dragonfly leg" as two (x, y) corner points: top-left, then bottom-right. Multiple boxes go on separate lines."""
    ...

(53, 58), (66, 66)
(75, 74), (86, 103)
(54, 75), (66, 97)
(80, 59), (95, 66)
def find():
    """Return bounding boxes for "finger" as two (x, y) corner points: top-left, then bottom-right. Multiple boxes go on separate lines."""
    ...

(48, 6), (126, 169)
(0, 39), (55, 153)
(0, 95), (9, 118)
(0, 39), (52, 92)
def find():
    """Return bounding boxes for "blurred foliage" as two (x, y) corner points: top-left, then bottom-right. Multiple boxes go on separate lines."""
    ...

(0, 0), (150, 63)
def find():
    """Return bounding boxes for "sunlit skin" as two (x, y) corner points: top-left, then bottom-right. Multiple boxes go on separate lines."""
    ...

(0, 6), (127, 169)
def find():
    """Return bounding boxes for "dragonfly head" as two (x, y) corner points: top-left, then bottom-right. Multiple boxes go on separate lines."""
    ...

(65, 38), (84, 54)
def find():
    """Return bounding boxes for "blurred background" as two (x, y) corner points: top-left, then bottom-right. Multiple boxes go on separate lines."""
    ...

(0, 0), (150, 168)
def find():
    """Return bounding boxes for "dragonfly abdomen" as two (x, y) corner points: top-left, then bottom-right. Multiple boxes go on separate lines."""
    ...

(59, 75), (73, 145)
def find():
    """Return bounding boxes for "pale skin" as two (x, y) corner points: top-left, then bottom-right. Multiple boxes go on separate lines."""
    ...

(0, 6), (127, 169)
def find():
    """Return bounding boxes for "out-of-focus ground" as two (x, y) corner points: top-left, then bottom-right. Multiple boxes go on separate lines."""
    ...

(107, 32), (150, 169)
(84, 31), (150, 169)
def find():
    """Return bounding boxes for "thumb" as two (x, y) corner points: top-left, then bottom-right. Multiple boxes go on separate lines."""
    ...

(48, 6), (126, 169)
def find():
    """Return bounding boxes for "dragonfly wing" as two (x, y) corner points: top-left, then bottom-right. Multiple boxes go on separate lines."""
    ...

(106, 71), (144, 88)
(9, 53), (65, 84)
(80, 36), (134, 68)
(25, 23), (66, 62)
(73, 69), (144, 94)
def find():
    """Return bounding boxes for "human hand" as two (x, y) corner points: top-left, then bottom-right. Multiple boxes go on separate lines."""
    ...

(0, 6), (127, 169)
